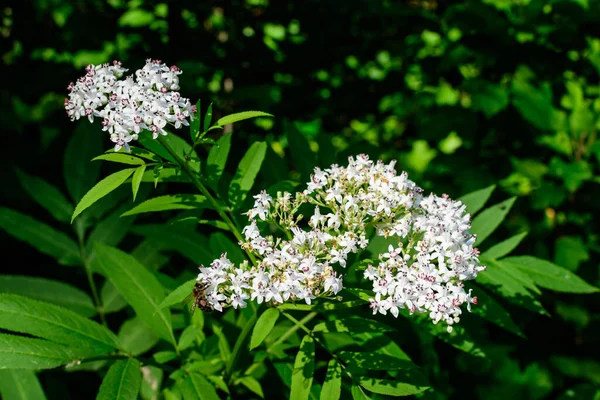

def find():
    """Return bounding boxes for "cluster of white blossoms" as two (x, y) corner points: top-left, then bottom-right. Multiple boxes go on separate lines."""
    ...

(196, 154), (485, 331)
(65, 59), (195, 152)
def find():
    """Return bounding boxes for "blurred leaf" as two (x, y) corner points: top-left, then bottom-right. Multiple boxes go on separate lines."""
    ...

(551, 357), (600, 384)
(71, 169), (136, 222)
(482, 232), (528, 260)
(140, 365), (163, 400)
(465, 79), (509, 117)
(203, 103), (213, 132)
(131, 225), (212, 264)
(320, 359), (341, 400)
(502, 256), (599, 293)
(548, 157), (592, 193)
(0, 370), (47, 400)
(119, 9), (154, 27)
(0, 294), (119, 353)
(351, 384), (372, 400)
(101, 281), (128, 314)
(512, 80), (566, 131)
(157, 279), (195, 311)
(118, 317), (159, 356)
(153, 351), (177, 364)
(287, 121), (316, 180)
(0, 333), (90, 370)
(216, 111), (274, 127)
(206, 132), (232, 189)
(16, 169), (73, 222)
(97, 358), (142, 400)
(94, 243), (175, 346)
(459, 185), (495, 215)
(131, 165), (146, 201)
(236, 376), (264, 398)
(0, 275), (95, 317)
(471, 197), (516, 245)
(250, 308), (280, 350)
(122, 194), (211, 216)
(92, 154), (145, 165)
(537, 132), (573, 156)
(0, 208), (80, 266)
(339, 351), (416, 371)
(64, 123), (103, 203)
(312, 317), (394, 334)
(228, 142), (267, 209)
(554, 236), (589, 271)
(290, 334), (315, 400)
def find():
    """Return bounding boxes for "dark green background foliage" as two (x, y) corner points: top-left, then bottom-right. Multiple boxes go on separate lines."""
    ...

(1, 0), (600, 399)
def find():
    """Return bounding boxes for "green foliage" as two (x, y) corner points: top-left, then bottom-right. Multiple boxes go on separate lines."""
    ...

(97, 358), (142, 400)
(250, 308), (280, 350)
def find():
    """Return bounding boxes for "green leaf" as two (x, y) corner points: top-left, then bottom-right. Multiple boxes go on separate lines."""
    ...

(153, 351), (177, 364)
(287, 121), (316, 180)
(312, 317), (394, 334)
(357, 377), (429, 396)
(138, 132), (200, 172)
(209, 232), (245, 264)
(64, 123), (103, 203)
(0, 294), (120, 353)
(72, 169), (136, 222)
(554, 236), (589, 271)
(92, 153), (146, 165)
(118, 9), (154, 27)
(178, 325), (199, 351)
(118, 317), (159, 356)
(97, 358), (142, 400)
(237, 376), (264, 398)
(0, 207), (80, 266)
(131, 165), (146, 201)
(0, 370), (47, 400)
(131, 225), (212, 265)
(290, 334), (315, 400)
(216, 111), (274, 127)
(206, 133), (232, 189)
(351, 384), (372, 400)
(502, 256), (599, 293)
(16, 169), (73, 222)
(204, 103), (213, 132)
(481, 231), (528, 260)
(250, 308), (280, 350)
(458, 185), (495, 215)
(122, 194), (211, 217)
(339, 351), (415, 372)
(320, 359), (341, 400)
(190, 100), (201, 141)
(180, 373), (220, 400)
(0, 333), (90, 369)
(228, 141), (267, 209)
(465, 79), (509, 117)
(469, 284), (524, 337)
(157, 279), (196, 311)
(0, 275), (95, 318)
(471, 197), (516, 245)
(86, 203), (137, 268)
(94, 243), (176, 346)
(512, 79), (566, 131)
(101, 281), (127, 314)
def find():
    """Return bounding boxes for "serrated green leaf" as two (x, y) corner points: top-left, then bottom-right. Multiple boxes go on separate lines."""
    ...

(0, 294), (120, 353)
(92, 153), (146, 165)
(216, 111), (273, 127)
(206, 133), (232, 189)
(502, 256), (599, 293)
(131, 165), (146, 201)
(180, 373), (220, 400)
(458, 185), (495, 215)
(118, 317), (159, 356)
(357, 377), (429, 396)
(290, 334), (315, 400)
(228, 142), (267, 209)
(94, 243), (175, 346)
(320, 359), (341, 400)
(0, 275), (95, 318)
(64, 123), (103, 203)
(16, 169), (73, 223)
(0, 207), (80, 266)
(471, 197), (516, 245)
(250, 308), (280, 350)
(157, 279), (196, 311)
(72, 169), (136, 222)
(97, 358), (142, 400)
(0, 370), (47, 400)
(0, 333), (90, 369)
(108, 146), (161, 162)
(482, 232), (528, 260)
(122, 194), (211, 217)
(204, 103), (213, 132)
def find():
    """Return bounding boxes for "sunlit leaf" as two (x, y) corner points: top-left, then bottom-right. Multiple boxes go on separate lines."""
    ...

(458, 185), (495, 215)
(320, 359), (341, 400)
(122, 194), (211, 217)
(156, 279), (195, 311)
(290, 334), (315, 400)
(228, 142), (267, 209)
(481, 231), (528, 260)
(250, 308), (280, 350)
(471, 197), (516, 245)
(131, 165), (146, 201)
(216, 111), (274, 127)
(92, 153), (145, 165)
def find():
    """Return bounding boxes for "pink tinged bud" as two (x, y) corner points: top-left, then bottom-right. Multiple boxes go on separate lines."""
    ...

(64, 98), (70, 106)
(102, 118), (109, 127)
(85, 64), (94, 72)
(67, 82), (74, 91)
(150, 124), (159, 133)
(110, 93), (117, 102)
(191, 105), (197, 113)
(170, 65), (180, 72)
(85, 108), (93, 115)
(472, 296), (478, 305)
(134, 115), (142, 124)
(160, 87), (168, 93)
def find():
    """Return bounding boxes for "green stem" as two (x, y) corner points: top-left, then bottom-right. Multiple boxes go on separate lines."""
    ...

(224, 304), (261, 384)
(157, 135), (258, 266)
(266, 311), (318, 354)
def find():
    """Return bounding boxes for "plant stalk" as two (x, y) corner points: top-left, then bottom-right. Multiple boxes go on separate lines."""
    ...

(224, 304), (261, 384)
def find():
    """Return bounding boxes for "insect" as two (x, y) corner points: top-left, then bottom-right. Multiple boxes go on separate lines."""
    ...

(183, 281), (213, 314)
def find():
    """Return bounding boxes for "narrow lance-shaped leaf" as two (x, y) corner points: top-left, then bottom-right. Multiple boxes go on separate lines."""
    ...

(64, 123), (103, 203)
(0, 294), (120, 353)
(250, 308), (280, 350)
(216, 111), (274, 127)
(72, 169), (136, 222)
(204, 103), (213, 132)
(237, 376), (264, 399)
(190, 99), (201, 141)
(157, 279), (196, 311)
(290, 334), (315, 400)
(458, 184), (495, 215)
(138, 132), (200, 172)
(131, 165), (146, 201)
(0, 333), (91, 370)
(468, 284), (524, 337)
(0, 207), (80, 266)
(320, 359), (342, 400)
(94, 243), (176, 346)
(0, 275), (96, 317)
(180, 373), (220, 400)
(122, 194), (211, 217)
(96, 358), (142, 400)
(206, 132), (232, 189)
(228, 141), (267, 209)
(481, 231), (528, 260)
(0, 370), (47, 400)
(92, 154), (146, 165)
(471, 197), (516, 245)
(16, 169), (74, 223)
(357, 377), (429, 397)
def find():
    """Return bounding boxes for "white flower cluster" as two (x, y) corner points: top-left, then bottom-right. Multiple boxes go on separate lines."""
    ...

(65, 59), (196, 152)
(196, 154), (485, 331)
